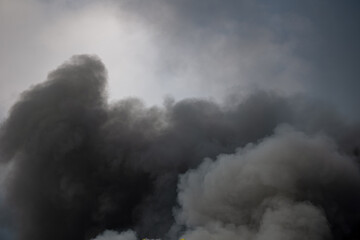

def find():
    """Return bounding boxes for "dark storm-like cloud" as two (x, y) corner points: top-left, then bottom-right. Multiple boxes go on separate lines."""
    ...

(0, 55), (360, 240)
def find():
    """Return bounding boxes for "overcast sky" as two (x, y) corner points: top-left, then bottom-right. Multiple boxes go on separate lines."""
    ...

(1, 0), (359, 120)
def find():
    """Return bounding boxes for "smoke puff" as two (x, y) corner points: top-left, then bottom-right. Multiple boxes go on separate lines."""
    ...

(91, 230), (137, 240)
(0, 54), (107, 161)
(176, 126), (360, 240)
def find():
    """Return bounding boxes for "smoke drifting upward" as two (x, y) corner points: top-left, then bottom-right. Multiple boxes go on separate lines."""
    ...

(0, 55), (359, 240)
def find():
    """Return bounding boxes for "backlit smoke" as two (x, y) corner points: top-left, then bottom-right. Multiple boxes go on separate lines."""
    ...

(0, 55), (359, 240)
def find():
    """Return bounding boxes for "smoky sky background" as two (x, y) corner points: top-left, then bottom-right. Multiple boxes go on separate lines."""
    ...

(1, 1), (360, 240)
(1, 0), (360, 120)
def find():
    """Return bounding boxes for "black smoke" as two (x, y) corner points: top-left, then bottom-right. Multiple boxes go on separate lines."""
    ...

(0, 55), (359, 240)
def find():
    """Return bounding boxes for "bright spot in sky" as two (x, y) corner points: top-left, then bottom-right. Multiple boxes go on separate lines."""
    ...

(38, 3), (164, 105)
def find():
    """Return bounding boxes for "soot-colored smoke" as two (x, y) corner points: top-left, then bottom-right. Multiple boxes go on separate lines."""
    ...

(0, 55), (359, 240)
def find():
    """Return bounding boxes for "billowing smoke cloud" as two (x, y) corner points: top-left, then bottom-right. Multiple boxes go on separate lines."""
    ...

(0, 55), (359, 240)
(175, 126), (360, 240)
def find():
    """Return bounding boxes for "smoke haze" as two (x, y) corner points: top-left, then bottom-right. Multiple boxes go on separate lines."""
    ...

(1, 0), (360, 119)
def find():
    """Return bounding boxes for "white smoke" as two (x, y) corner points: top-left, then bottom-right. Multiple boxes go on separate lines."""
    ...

(91, 230), (137, 240)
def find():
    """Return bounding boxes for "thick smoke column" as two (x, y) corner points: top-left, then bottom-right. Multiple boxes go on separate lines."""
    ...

(0, 55), (359, 240)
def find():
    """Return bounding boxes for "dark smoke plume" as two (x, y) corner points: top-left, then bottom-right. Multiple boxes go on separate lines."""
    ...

(0, 55), (359, 240)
